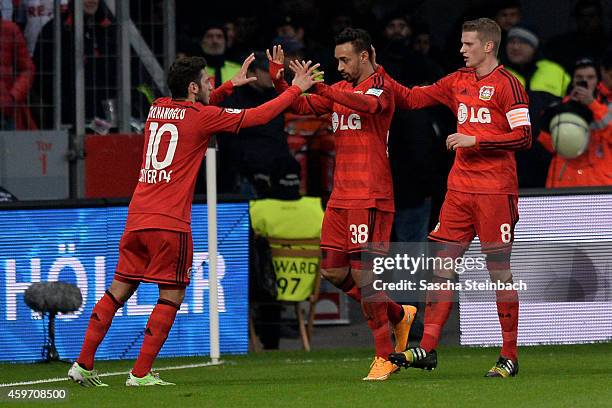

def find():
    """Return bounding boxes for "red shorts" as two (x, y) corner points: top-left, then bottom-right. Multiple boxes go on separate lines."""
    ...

(115, 229), (193, 286)
(429, 190), (519, 253)
(320, 207), (394, 255)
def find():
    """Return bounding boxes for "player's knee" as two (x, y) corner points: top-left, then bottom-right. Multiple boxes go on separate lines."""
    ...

(158, 284), (186, 305)
(486, 251), (512, 283)
(430, 241), (467, 279)
(320, 267), (349, 286)
(320, 249), (349, 285)
(108, 278), (139, 304)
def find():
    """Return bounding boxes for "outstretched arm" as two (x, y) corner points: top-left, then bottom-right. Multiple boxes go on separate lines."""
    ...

(266, 46), (333, 115)
(369, 46), (451, 110)
(289, 60), (386, 114)
(209, 53), (258, 106)
(202, 61), (324, 133)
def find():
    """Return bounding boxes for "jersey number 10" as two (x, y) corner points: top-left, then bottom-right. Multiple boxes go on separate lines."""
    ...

(145, 122), (179, 170)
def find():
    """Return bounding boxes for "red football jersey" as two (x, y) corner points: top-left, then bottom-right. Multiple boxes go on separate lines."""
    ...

(125, 97), (249, 232)
(386, 65), (531, 195)
(276, 73), (395, 211)
(125, 83), (302, 232)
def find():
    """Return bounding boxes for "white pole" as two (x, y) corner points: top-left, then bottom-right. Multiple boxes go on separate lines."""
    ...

(206, 139), (220, 364)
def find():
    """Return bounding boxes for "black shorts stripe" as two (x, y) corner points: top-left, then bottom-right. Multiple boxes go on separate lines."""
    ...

(368, 208), (377, 244)
(181, 233), (188, 283)
(176, 233), (187, 284)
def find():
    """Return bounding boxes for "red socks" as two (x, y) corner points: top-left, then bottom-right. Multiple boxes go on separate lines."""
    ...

(496, 290), (519, 361)
(77, 291), (122, 370)
(419, 277), (454, 352)
(360, 292), (393, 358)
(339, 273), (405, 325)
(132, 299), (180, 377)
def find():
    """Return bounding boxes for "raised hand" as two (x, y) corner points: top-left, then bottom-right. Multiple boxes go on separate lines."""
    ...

(288, 59), (320, 76)
(266, 45), (285, 80)
(291, 60), (324, 92)
(230, 53), (258, 86)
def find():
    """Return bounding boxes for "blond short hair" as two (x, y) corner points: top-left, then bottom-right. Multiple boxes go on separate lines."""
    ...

(462, 18), (502, 57)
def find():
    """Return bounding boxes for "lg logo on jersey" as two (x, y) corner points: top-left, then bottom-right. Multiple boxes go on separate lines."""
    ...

(457, 103), (491, 124)
(331, 112), (361, 132)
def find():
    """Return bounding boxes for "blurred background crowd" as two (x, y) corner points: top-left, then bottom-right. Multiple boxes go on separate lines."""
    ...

(0, 0), (610, 213)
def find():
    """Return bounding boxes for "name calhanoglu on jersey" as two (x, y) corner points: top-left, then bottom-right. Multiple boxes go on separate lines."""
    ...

(147, 106), (187, 121)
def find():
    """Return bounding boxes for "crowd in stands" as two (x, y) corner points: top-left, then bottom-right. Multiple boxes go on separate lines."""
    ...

(0, 0), (610, 198)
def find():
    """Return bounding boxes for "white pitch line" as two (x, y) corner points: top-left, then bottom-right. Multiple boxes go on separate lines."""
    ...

(0, 361), (223, 388)
(0, 356), (370, 388)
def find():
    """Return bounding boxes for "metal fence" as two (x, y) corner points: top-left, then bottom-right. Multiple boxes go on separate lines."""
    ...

(0, 0), (175, 198)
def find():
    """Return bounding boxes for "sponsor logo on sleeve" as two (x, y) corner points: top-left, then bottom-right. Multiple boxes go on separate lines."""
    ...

(365, 88), (383, 97)
(224, 108), (242, 114)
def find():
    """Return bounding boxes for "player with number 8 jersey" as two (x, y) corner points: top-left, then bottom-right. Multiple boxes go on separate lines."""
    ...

(383, 19), (529, 379)
(69, 55), (322, 387)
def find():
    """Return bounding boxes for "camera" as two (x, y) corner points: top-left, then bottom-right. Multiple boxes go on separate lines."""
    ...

(575, 80), (588, 89)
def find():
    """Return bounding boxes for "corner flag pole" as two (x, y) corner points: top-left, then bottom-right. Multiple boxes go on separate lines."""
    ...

(206, 136), (220, 364)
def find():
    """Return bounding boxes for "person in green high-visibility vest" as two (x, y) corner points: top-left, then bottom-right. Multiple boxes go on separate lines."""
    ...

(250, 155), (324, 349)
(503, 24), (572, 188)
(198, 20), (241, 88)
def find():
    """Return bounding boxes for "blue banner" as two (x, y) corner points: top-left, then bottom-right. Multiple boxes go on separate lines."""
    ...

(0, 203), (249, 362)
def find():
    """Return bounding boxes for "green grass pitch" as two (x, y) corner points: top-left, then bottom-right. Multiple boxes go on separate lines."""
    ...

(0, 343), (610, 407)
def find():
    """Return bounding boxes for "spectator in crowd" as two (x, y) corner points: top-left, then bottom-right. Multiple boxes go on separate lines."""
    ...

(230, 15), (263, 61)
(378, 12), (442, 86)
(505, 25), (571, 100)
(218, 52), (292, 196)
(389, 105), (441, 243)
(539, 57), (612, 188)
(16, 0), (69, 55)
(32, 0), (117, 129)
(0, 17), (37, 130)
(197, 20), (241, 88)
(249, 155), (324, 349)
(411, 19), (446, 78)
(492, 0), (522, 63)
(275, 15), (305, 48)
(546, 0), (610, 73)
(504, 24), (571, 187)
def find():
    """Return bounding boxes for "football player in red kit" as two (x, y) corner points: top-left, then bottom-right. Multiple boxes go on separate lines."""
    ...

(383, 18), (530, 378)
(267, 28), (417, 381)
(68, 55), (322, 387)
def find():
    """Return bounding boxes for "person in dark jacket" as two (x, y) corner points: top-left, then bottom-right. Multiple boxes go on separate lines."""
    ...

(32, 0), (117, 129)
(218, 52), (292, 196)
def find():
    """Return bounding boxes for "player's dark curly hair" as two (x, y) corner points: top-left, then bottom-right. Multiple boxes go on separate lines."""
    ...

(167, 56), (207, 99)
(334, 28), (372, 54)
